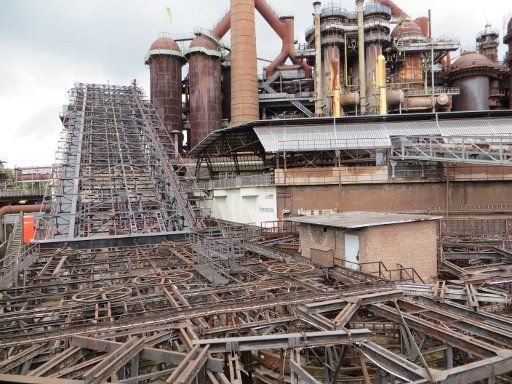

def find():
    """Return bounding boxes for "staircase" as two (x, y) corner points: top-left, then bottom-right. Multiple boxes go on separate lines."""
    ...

(3, 216), (22, 267)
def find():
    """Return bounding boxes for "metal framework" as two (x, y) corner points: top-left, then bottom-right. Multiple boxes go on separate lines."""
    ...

(1, 84), (512, 383)
(0, 221), (511, 383)
(38, 83), (205, 240)
(391, 135), (512, 166)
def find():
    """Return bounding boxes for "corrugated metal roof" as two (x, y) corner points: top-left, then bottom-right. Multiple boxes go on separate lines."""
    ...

(287, 211), (441, 229)
(255, 124), (391, 152)
(254, 117), (512, 153)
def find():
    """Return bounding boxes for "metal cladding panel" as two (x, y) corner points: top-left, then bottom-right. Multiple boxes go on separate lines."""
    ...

(150, 56), (183, 147)
(439, 118), (512, 136)
(384, 120), (440, 136)
(189, 54), (223, 149)
(452, 77), (490, 111)
(254, 117), (512, 153)
(254, 124), (390, 152)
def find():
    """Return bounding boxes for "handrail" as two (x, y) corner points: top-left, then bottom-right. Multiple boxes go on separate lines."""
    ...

(4, 215), (20, 265)
(341, 259), (424, 283)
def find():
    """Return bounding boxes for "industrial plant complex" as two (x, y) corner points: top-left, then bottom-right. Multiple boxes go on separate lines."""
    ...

(1, 0), (512, 383)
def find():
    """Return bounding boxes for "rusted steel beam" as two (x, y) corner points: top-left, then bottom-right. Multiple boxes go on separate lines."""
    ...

(193, 329), (371, 353)
(369, 303), (503, 358)
(164, 345), (210, 384)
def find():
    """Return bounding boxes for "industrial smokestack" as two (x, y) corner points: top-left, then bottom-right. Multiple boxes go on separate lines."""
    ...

(313, 1), (323, 116)
(230, 0), (259, 125)
(356, 0), (367, 114)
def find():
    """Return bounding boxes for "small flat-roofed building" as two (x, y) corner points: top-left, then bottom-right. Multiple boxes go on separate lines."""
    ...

(288, 212), (441, 283)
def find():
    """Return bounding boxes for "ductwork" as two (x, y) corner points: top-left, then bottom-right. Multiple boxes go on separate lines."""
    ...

(374, 0), (409, 18)
(254, 0), (312, 77)
(209, 1), (312, 79)
(0, 205), (47, 243)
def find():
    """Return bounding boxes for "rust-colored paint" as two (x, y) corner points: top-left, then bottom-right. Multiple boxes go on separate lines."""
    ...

(449, 51), (499, 111)
(414, 17), (430, 38)
(230, 0), (259, 126)
(254, 0), (311, 77)
(374, 0), (408, 18)
(277, 181), (512, 219)
(149, 52), (184, 151)
(504, 18), (512, 108)
(188, 47), (222, 149)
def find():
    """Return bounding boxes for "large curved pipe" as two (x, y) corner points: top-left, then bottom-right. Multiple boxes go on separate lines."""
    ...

(374, 0), (409, 18)
(212, 11), (231, 39)
(209, 1), (311, 77)
(255, 0), (312, 76)
(0, 205), (47, 243)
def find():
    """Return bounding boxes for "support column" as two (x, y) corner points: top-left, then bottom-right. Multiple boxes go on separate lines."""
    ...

(313, 2), (323, 116)
(356, 0), (367, 114)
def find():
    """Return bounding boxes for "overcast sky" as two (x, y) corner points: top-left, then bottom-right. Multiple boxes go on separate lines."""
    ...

(0, 0), (510, 167)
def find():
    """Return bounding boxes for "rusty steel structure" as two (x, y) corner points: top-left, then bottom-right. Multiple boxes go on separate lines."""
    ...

(448, 51), (500, 111)
(145, 0), (512, 150)
(187, 36), (223, 149)
(146, 34), (186, 153)
(505, 16), (512, 109)
(1, 81), (512, 383)
(36, 83), (205, 240)
(3, 0), (512, 382)
(230, 0), (259, 126)
(1, 215), (512, 383)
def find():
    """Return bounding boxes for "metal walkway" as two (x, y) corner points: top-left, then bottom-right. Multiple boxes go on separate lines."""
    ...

(37, 83), (206, 240)
(390, 135), (512, 166)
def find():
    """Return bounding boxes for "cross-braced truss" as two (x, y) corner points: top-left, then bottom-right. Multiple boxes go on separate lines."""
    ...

(37, 83), (205, 240)
(1, 225), (512, 383)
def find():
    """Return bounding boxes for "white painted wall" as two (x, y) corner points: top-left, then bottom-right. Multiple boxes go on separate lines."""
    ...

(208, 186), (278, 226)
(345, 233), (360, 270)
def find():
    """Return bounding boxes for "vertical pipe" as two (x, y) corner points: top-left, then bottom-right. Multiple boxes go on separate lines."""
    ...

(231, 0), (259, 125)
(314, 2), (323, 116)
(429, 10), (435, 112)
(428, 9), (432, 38)
(377, 55), (387, 115)
(356, 0), (367, 114)
(332, 64), (341, 117)
(344, 34), (349, 87)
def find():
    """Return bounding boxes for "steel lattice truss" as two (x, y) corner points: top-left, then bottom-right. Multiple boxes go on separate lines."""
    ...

(1, 225), (512, 383)
(390, 135), (512, 166)
(38, 83), (203, 240)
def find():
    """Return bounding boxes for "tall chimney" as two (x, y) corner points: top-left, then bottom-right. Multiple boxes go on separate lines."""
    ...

(356, 0), (367, 114)
(231, 0), (259, 125)
(313, 2), (323, 116)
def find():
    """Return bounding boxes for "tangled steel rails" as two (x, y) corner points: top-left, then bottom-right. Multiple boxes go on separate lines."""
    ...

(1, 236), (512, 383)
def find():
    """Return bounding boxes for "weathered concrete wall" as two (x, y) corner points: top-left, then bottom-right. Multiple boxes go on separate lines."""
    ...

(208, 186), (278, 226)
(278, 181), (512, 216)
(359, 221), (438, 283)
(299, 225), (344, 263)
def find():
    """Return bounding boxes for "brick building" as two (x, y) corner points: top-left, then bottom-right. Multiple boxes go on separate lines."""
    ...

(288, 212), (441, 283)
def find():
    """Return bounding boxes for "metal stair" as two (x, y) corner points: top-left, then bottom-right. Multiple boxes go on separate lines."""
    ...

(3, 216), (22, 267)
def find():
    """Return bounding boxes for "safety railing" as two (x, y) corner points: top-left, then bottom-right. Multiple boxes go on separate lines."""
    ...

(4, 215), (21, 266)
(260, 220), (299, 234)
(0, 243), (40, 289)
(278, 137), (390, 152)
(342, 260), (425, 284)
(199, 173), (275, 190)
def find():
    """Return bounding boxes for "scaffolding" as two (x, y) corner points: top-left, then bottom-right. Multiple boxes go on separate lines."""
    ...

(37, 83), (206, 240)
